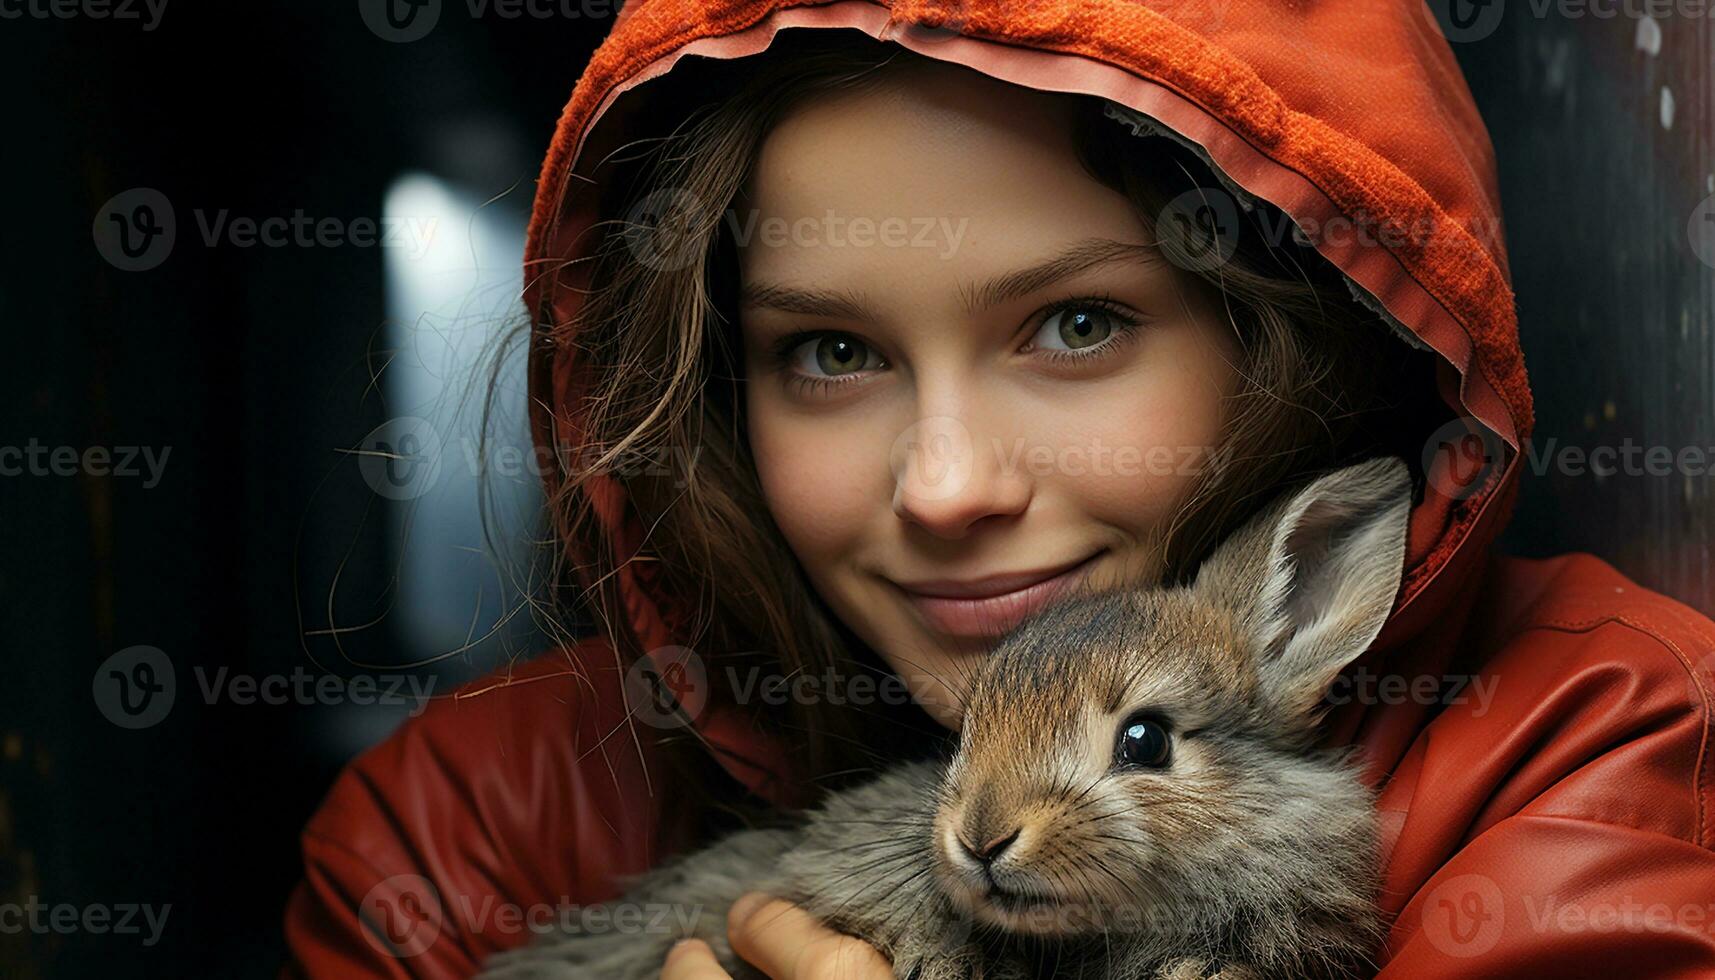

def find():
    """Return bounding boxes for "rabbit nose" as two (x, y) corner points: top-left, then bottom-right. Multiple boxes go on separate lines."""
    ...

(959, 826), (1021, 864)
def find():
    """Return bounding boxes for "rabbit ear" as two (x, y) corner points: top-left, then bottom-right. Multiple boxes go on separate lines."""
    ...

(1193, 458), (1413, 721)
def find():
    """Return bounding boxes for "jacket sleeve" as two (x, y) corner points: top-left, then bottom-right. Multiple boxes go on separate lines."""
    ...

(1381, 814), (1715, 977)
(278, 647), (666, 979)
(1375, 564), (1715, 978)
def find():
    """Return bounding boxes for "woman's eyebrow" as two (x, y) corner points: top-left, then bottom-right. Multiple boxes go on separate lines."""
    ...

(739, 282), (872, 320)
(738, 237), (1160, 320)
(959, 237), (1160, 315)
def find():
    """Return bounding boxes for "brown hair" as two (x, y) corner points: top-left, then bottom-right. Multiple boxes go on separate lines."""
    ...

(521, 32), (1438, 846)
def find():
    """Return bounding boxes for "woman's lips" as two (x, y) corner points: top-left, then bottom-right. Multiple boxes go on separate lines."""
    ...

(894, 551), (1105, 641)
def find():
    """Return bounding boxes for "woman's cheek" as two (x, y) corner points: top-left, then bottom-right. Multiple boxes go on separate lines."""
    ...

(750, 410), (880, 563)
(1017, 368), (1220, 520)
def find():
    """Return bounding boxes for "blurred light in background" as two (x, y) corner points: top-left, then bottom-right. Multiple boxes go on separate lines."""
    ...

(373, 169), (538, 698)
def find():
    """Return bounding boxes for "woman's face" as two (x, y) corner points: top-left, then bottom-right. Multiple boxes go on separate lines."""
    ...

(739, 62), (1241, 729)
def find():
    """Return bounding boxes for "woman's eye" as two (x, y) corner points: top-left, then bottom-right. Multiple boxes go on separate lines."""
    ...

(788, 334), (884, 378)
(1033, 305), (1121, 352)
(1115, 715), (1172, 768)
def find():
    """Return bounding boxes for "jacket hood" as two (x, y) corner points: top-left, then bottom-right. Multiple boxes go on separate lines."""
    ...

(522, 0), (1533, 804)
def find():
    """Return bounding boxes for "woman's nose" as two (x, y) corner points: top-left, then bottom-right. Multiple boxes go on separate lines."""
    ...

(890, 413), (1032, 538)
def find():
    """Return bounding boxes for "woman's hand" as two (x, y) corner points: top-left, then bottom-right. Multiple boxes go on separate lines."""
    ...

(661, 891), (894, 979)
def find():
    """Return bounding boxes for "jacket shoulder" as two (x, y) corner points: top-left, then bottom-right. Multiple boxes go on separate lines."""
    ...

(1487, 550), (1715, 652)
(1450, 551), (1715, 846)
(1376, 553), (1715, 971)
(281, 639), (665, 975)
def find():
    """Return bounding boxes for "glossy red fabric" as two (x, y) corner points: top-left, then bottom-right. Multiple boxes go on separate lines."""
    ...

(282, 1), (1715, 976)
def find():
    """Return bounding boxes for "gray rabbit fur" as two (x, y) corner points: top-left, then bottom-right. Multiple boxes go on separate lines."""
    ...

(479, 458), (1411, 979)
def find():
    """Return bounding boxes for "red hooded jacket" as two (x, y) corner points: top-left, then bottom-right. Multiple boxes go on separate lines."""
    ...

(282, 2), (1715, 976)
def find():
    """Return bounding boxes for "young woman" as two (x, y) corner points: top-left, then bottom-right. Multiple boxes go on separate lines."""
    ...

(283, 3), (1715, 977)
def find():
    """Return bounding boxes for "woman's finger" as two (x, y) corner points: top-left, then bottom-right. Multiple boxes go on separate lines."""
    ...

(726, 892), (893, 979)
(661, 938), (735, 979)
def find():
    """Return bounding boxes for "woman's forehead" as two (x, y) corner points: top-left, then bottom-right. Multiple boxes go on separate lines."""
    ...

(743, 67), (1081, 221)
(736, 91), (1158, 320)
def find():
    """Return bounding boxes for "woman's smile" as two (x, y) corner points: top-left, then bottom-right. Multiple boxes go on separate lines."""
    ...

(888, 549), (1107, 641)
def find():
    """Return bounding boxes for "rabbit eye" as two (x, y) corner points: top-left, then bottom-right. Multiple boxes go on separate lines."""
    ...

(1115, 715), (1171, 769)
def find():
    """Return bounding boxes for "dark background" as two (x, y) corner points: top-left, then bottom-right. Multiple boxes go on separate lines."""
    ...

(2, 2), (1711, 976)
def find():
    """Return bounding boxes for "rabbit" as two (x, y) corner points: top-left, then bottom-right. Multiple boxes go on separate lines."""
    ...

(478, 456), (1411, 980)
